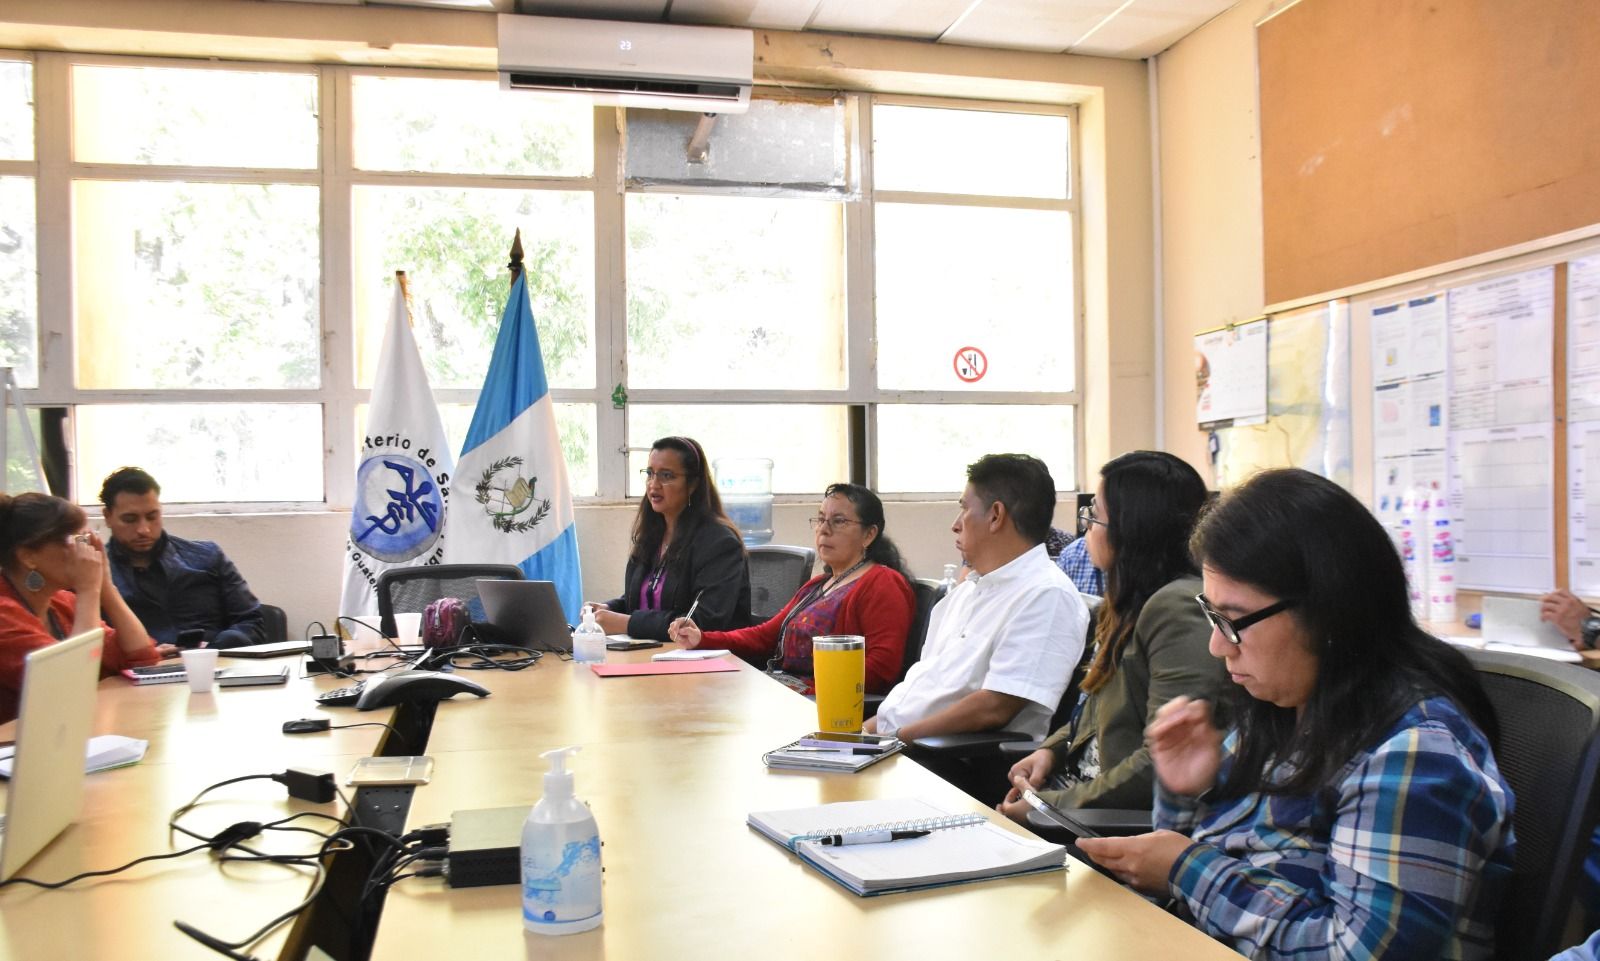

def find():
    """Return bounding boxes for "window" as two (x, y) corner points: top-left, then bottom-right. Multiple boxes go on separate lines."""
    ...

(11, 54), (1079, 506)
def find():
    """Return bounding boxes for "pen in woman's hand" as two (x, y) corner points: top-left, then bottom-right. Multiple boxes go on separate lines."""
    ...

(683, 589), (705, 627)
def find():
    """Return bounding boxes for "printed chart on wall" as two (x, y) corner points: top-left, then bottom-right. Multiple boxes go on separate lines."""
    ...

(1568, 256), (1600, 593)
(1371, 293), (1449, 614)
(1194, 319), (1268, 429)
(1448, 267), (1555, 592)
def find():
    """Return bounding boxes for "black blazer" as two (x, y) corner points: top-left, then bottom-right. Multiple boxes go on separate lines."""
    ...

(604, 520), (752, 641)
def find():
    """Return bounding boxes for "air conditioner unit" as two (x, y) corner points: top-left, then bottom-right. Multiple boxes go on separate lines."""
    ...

(497, 15), (753, 114)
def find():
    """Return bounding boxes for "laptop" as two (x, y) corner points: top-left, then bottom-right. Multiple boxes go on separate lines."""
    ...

(476, 579), (573, 652)
(0, 628), (104, 881)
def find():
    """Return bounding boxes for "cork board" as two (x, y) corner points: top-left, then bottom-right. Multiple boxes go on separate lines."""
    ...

(1258, 0), (1600, 305)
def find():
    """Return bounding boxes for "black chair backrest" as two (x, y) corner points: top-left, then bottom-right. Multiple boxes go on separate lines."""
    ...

(1463, 649), (1600, 961)
(747, 545), (815, 622)
(898, 578), (943, 682)
(374, 564), (525, 639)
(259, 603), (289, 644)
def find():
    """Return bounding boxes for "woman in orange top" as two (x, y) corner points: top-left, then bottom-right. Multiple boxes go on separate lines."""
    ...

(0, 492), (160, 722)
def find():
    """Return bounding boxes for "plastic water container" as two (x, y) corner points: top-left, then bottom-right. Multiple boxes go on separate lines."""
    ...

(715, 458), (774, 546)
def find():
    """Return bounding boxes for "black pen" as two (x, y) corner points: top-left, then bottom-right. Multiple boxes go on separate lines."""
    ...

(819, 829), (930, 846)
(783, 746), (885, 756)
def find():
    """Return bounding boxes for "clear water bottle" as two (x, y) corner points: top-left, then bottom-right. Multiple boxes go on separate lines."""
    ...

(572, 605), (606, 664)
(939, 563), (959, 596)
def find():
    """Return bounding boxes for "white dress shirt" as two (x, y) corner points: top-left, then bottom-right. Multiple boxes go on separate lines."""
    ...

(874, 544), (1088, 738)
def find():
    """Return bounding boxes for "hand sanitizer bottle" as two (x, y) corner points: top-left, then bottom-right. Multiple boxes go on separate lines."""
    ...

(572, 605), (606, 664)
(522, 746), (602, 935)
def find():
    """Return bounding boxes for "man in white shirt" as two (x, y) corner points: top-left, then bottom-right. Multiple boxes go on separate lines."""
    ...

(866, 454), (1088, 742)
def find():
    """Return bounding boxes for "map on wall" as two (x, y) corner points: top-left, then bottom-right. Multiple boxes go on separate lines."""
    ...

(1212, 302), (1352, 490)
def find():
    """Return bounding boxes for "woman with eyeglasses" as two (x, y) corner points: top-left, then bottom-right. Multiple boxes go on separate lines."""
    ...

(669, 483), (913, 695)
(0, 492), (160, 723)
(1077, 468), (1514, 961)
(591, 436), (751, 641)
(998, 450), (1223, 820)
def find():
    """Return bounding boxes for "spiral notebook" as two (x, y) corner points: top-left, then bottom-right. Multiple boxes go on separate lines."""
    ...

(747, 797), (1066, 896)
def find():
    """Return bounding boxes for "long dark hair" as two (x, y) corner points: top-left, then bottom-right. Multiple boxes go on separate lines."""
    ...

(1191, 468), (1496, 798)
(0, 493), (86, 568)
(628, 436), (741, 568)
(822, 483), (912, 584)
(1080, 451), (1207, 694)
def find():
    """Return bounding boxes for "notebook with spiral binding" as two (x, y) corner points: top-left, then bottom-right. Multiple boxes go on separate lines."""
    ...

(747, 797), (1066, 896)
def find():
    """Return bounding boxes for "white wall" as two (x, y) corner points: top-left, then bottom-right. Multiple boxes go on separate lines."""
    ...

(178, 500), (1081, 636)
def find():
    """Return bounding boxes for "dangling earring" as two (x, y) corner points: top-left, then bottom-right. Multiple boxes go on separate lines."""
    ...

(22, 569), (44, 592)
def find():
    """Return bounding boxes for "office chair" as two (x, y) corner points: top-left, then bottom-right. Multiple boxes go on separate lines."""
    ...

(864, 577), (944, 720)
(747, 545), (815, 622)
(374, 564), (524, 639)
(905, 602), (1098, 807)
(1462, 649), (1600, 961)
(259, 604), (289, 644)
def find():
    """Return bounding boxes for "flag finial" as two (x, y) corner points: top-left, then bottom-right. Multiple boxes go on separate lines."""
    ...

(508, 230), (524, 284)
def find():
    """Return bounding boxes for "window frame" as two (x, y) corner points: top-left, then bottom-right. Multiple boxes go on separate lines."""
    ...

(9, 50), (1083, 510)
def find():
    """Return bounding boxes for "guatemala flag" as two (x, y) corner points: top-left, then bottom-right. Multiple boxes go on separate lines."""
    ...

(444, 268), (583, 622)
(340, 275), (453, 617)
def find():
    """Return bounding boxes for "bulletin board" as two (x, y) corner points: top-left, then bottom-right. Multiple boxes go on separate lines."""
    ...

(1257, 0), (1600, 305)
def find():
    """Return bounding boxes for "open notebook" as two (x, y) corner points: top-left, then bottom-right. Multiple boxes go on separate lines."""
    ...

(747, 797), (1065, 896)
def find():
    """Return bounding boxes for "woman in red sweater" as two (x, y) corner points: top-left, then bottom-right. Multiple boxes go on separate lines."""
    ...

(669, 483), (914, 695)
(0, 492), (160, 723)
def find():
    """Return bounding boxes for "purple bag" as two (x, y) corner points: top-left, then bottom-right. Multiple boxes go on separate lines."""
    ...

(422, 597), (471, 649)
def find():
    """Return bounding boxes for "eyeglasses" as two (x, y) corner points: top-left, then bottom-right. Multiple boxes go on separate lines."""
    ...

(639, 468), (689, 485)
(808, 515), (864, 533)
(1193, 593), (1297, 645)
(1077, 501), (1107, 536)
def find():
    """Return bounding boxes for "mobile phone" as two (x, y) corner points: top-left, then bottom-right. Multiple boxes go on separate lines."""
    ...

(606, 639), (664, 651)
(174, 629), (207, 650)
(798, 732), (897, 749)
(217, 666), (290, 687)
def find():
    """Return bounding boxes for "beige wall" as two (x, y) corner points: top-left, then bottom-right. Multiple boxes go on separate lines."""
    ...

(1154, 0), (1277, 479)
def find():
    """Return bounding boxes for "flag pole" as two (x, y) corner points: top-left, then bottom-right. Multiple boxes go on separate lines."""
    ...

(508, 229), (524, 285)
(395, 269), (413, 327)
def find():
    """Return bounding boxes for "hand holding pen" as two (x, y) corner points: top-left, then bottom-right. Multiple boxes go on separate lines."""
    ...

(667, 590), (707, 648)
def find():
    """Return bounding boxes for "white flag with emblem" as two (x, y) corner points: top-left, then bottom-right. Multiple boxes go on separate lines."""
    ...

(339, 276), (453, 618)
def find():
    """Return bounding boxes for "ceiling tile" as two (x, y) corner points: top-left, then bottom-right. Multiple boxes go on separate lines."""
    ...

(806, 0), (974, 41)
(669, 0), (818, 31)
(1067, 0), (1237, 58)
(938, 0), (1119, 52)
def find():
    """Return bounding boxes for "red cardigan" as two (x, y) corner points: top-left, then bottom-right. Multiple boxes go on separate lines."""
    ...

(700, 564), (913, 694)
(0, 588), (160, 724)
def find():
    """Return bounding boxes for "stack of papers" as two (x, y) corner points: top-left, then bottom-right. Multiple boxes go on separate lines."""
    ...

(747, 797), (1065, 896)
(650, 649), (731, 661)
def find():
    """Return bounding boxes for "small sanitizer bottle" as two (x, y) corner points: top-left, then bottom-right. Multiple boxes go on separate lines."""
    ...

(521, 746), (602, 935)
(572, 605), (607, 664)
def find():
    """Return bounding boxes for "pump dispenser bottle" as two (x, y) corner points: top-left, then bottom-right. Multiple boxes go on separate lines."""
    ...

(521, 746), (602, 934)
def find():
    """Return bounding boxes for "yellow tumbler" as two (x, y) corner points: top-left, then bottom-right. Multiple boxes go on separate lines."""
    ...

(812, 635), (866, 733)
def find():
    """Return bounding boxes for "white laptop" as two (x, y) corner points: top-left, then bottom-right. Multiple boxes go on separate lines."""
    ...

(476, 579), (573, 653)
(0, 628), (104, 881)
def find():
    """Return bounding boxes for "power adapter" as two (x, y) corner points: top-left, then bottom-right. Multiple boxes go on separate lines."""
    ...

(310, 633), (343, 661)
(305, 653), (355, 676)
(276, 767), (336, 804)
(444, 806), (530, 888)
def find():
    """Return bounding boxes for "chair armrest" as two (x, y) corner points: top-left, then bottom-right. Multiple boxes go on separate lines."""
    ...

(905, 730), (1034, 757)
(996, 739), (1045, 756)
(863, 693), (884, 720)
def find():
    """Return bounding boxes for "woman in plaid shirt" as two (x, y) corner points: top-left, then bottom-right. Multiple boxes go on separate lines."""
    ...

(1079, 468), (1515, 961)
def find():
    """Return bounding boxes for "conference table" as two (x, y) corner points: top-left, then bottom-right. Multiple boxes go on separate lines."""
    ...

(0, 646), (1240, 961)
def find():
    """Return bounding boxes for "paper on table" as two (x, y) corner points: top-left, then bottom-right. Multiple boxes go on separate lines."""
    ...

(651, 649), (731, 661)
(0, 734), (149, 778)
(590, 660), (738, 678)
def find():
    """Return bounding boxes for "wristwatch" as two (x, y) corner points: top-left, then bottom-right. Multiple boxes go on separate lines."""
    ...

(1581, 614), (1600, 650)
